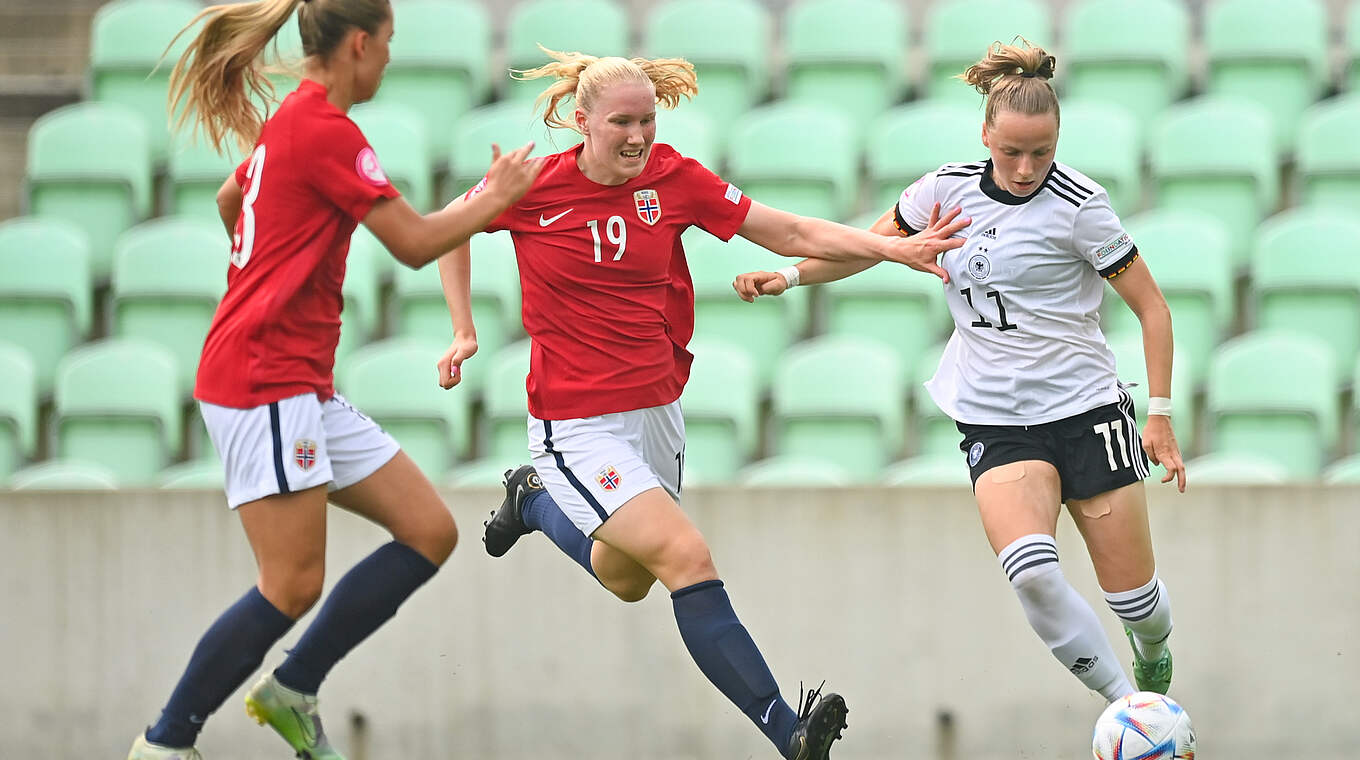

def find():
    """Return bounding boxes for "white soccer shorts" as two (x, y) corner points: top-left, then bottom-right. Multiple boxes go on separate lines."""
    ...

(527, 400), (686, 536)
(200, 392), (400, 509)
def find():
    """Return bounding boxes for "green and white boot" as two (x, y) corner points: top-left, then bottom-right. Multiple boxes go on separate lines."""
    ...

(244, 673), (346, 760)
(1125, 627), (1173, 695)
(127, 733), (202, 760)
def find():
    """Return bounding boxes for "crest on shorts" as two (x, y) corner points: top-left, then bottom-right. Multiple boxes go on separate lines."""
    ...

(968, 441), (985, 467)
(634, 189), (661, 226)
(294, 439), (318, 471)
(597, 465), (621, 491)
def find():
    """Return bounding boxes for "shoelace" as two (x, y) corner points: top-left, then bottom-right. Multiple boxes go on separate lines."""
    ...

(795, 680), (827, 721)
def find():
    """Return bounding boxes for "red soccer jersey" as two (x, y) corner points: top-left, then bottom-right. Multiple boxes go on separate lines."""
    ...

(194, 79), (399, 408)
(479, 143), (752, 420)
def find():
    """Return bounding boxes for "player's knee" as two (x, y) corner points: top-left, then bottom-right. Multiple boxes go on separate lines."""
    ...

(264, 567), (325, 619)
(664, 533), (717, 585)
(425, 508), (459, 564)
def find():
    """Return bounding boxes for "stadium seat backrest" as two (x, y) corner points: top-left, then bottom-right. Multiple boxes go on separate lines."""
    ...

(336, 337), (473, 472)
(0, 217), (93, 396)
(156, 458), (225, 489)
(504, 0), (629, 101)
(643, 0), (771, 131)
(924, 0), (1050, 103)
(1250, 208), (1360, 380)
(7, 459), (120, 490)
(881, 453), (971, 486)
(736, 455), (852, 487)
(89, 0), (203, 160)
(1349, 2), (1360, 92)
(784, 0), (908, 129)
(111, 217), (228, 391)
(335, 226), (389, 366)
(1204, 0), (1327, 151)
(1295, 94), (1360, 214)
(166, 138), (242, 221)
(1062, 0), (1189, 134)
(447, 102), (582, 197)
(1206, 330), (1338, 478)
(1323, 454), (1360, 484)
(656, 108), (721, 171)
(911, 342), (959, 456)
(482, 340), (533, 462)
(348, 102), (433, 211)
(1104, 333), (1196, 453)
(372, 0), (490, 158)
(866, 100), (987, 211)
(726, 102), (858, 220)
(53, 338), (182, 484)
(1057, 100), (1142, 215)
(821, 259), (949, 372)
(26, 102), (153, 279)
(681, 337), (760, 483)
(1182, 451), (1290, 484)
(771, 336), (906, 477)
(1148, 97), (1278, 268)
(0, 342), (37, 478)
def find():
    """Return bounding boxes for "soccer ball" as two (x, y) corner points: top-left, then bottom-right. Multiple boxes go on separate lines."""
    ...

(1091, 692), (1196, 759)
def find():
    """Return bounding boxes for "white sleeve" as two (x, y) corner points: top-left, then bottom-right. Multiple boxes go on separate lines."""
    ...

(893, 171), (939, 235)
(1073, 191), (1137, 279)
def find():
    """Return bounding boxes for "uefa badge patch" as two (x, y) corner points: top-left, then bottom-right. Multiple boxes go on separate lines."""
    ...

(968, 441), (985, 467)
(355, 146), (390, 187)
(294, 439), (318, 471)
(597, 465), (621, 491)
(967, 253), (992, 281)
(634, 189), (661, 226)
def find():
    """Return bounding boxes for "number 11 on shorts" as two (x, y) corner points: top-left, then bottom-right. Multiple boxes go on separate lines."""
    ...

(1092, 420), (1131, 471)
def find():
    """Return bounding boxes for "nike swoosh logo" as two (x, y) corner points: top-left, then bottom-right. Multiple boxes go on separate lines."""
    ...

(539, 209), (572, 227)
(761, 698), (778, 724)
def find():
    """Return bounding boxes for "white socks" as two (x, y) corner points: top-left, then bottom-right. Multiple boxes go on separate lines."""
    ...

(1000, 534), (1133, 702)
(1104, 575), (1173, 661)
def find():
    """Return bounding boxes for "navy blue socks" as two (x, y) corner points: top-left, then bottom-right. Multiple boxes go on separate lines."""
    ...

(521, 489), (596, 578)
(671, 580), (798, 753)
(273, 541), (437, 694)
(145, 586), (293, 748)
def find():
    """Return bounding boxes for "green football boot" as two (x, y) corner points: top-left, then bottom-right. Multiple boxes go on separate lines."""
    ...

(1125, 627), (1173, 695)
(244, 673), (346, 760)
(126, 733), (202, 760)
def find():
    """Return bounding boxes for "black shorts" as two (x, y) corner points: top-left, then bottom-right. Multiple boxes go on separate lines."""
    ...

(955, 389), (1151, 502)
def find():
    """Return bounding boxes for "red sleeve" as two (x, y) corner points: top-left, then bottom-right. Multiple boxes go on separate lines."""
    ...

(306, 116), (401, 221)
(676, 157), (752, 241)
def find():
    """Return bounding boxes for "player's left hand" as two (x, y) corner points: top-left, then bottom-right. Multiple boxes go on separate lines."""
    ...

(437, 335), (479, 389)
(1142, 415), (1186, 492)
(732, 270), (787, 301)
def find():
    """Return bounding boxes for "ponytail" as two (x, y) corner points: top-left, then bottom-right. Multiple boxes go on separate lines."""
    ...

(959, 37), (1060, 127)
(515, 45), (698, 131)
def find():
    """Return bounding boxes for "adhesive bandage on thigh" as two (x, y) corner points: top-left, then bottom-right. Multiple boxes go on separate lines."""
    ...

(1104, 575), (1173, 661)
(1000, 534), (1133, 702)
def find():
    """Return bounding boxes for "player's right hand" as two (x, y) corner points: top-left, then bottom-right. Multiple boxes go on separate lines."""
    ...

(436, 335), (478, 390)
(484, 141), (546, 205)
(733, 270), (788, 302)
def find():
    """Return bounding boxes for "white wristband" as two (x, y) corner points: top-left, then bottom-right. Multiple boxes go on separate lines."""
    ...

(1147, 397), (1172, 417)
(776, 265), (801, 289)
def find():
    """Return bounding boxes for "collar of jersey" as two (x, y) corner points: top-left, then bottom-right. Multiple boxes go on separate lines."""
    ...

(979, 159), (1057, 206)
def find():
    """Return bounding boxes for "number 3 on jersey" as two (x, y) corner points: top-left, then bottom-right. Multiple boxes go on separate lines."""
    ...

(587, 216), (627, 262)
(231, 144), (267, 268)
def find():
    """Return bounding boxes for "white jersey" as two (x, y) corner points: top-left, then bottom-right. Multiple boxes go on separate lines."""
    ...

(895, 159), (1139, 425)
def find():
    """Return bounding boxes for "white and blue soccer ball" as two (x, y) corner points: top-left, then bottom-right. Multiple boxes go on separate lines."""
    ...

(1091, 692), (1196, 760)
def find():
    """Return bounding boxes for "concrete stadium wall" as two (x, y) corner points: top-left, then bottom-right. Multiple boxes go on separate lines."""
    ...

(1, 485), (1356, 760)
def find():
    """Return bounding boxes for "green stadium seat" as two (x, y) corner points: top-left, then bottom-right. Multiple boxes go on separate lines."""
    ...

(349, 102), (434, 211)
(1349, 2), (1360, 92)
(448, 458), (511, 488)
(736, 455), (852, 487)
(820, 260), (949, 373)
(0, 342), (37, 479)
(1323, 454), (1360, 484)
(726, 102), (857, 220)
(1147, 97), (1279, 269)
(26, 101), (153, 279)
(683, 228), (809, 388)
(336, 226), (390, 367)
(866, 100), (986, 211)
(481, 340), (532, 463)
(680, 337), (760, 484)
(1250, 208), (1360, 381)
(1105, 333), (1196, 455)
(166, 138), (241, 222)
(771, 336), (906, 478)
(89, 0), (202, 161)
(371, 0), (490, 162)
(1204, 0), (1327, 152)
(336, 337), (473, 474)
(656, 107), (721, 170)
(157, 458), (224, 489)
(1062, 0), (1189, 139)
(1057, 100), (1142, 215)
(1183, 452), (1289, 485)
(53, 338), (182, 485)
(1295, 94), (1360, 214)
(110, 218), (228, 391)
(923, 0), (1050, 103)
(446, 101), (582, 198)
(643, 0), (771, 133)
(0, 217), (94, 396)
(783, 0), (907, 129)
(503, 0), (629, 102)
(1205, 331), (1338, 479)
(7, 459), (120, 490)
(911, 342), (960, 456)
(1103, 209), (1234, 389)
(881, 453), (970, 486)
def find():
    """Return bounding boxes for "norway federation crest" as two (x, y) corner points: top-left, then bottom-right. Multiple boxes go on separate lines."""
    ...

(634, 189), (661, 226)
(597, 465), (621, 491)
(294, 439), (318, 471)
